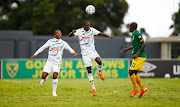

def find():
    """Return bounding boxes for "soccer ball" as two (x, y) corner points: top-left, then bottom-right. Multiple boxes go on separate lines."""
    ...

(164, 73), (170, 78)
(85, 5), (95, 15)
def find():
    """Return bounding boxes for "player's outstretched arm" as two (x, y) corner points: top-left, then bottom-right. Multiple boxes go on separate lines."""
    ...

(120, 46), (133, 53)
(69, 29), (76, 37)
(30, 40), (50, 59)
(99, 32), (114, 39)
(30, 55), (36, 59)
(132, 40), (146, 59)
(64, 41), (78, 56)
(72, 53), (78, 56)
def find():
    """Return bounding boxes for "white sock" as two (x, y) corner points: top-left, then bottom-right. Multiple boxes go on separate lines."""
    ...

(53, 79), (58, 93)
(97, 65), (102, 74)
(88, 73), (95, 89)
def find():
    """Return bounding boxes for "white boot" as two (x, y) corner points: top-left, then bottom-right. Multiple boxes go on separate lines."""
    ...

(52, 91), (57, 96)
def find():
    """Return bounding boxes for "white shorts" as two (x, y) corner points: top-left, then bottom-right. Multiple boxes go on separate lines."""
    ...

(43, 60), (61, 74)
(82, 50), (100, 67)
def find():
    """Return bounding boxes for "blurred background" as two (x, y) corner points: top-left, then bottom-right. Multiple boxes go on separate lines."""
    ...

(0, 0), (180, 79)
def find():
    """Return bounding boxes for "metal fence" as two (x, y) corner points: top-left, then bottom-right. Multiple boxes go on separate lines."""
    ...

(0, 31), (161, 59)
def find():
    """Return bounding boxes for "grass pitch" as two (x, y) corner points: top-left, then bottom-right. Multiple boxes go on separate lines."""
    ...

(0, 78), (180, 107)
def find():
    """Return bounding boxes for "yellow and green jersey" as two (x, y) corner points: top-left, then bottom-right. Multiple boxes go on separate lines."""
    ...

(131, 30), (147, 58)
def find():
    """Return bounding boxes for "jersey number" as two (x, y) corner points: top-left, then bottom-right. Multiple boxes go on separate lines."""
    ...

(131, 63), (136, 68)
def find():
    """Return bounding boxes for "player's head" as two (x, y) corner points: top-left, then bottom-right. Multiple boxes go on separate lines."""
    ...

(82, 20), (90, 31)
(129, 22), (137, 32)
(54, 30), (62, 39)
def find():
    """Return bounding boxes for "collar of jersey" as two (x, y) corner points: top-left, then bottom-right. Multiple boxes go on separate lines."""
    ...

(54, 38), (62, 41)
(54, 38), (61, 40)
(82, 28), (91, 32)
(132, 30), (136, 35)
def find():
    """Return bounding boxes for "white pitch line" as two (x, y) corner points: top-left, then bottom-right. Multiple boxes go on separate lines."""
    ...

(3, 79), (22, 83)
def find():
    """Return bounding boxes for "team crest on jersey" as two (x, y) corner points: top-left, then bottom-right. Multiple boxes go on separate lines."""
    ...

(6, 63), (19, 78)
(138, 35), (142, 38)
(131, 36), (134, 41)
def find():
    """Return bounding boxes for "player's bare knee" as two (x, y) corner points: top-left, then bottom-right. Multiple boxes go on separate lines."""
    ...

(87, 69), (92, 73)
(86, 67), (92, 73)
(128, 70), (134, 76)
(42, 72), (48, 79)
(134, 71), (138, 75)
(87, 68), (92, 73)
(97, 61), (102, 65)
(53, 75), (58, 79)
(95, 57), (102, 65)
(96, 60), (102, 65)
(53, 72), (58, 79)
(88, 70), (92, 73)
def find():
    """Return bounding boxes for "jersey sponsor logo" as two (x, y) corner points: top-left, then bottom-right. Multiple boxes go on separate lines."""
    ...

(50, 43), (64, 56)
(51, 48), (59, 51)
(82, 37), (91, 39)
(6, 63), (19, 78)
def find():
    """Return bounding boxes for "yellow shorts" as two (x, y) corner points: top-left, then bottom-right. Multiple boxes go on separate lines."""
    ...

(129, 57), (146, 71)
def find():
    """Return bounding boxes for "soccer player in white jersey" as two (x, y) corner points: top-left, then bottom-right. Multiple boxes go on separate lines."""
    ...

(69, 20), (114, 96)
(30, 30), (78, 96)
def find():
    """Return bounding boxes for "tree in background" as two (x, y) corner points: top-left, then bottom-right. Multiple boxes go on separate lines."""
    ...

(140, 28), (149, 37)
(170, 4), (180, 58)
(170, 3), (180, 36)
(121, 24), (149, 37)
(0, 0), (32, 30)
(0, 0), (128, 36)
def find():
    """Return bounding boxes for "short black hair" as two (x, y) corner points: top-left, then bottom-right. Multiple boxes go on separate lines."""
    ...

(54, 30), (61, 34)
(82, 20), (90, 26)
(130, 22), (138, 30)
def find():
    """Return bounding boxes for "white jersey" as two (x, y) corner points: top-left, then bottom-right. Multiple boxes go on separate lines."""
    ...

(74, 27), (100, 55)
(34, 38), (75, 64)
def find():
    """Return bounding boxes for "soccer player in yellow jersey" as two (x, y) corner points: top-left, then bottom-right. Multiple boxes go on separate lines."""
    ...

(120, 22), (148, 97)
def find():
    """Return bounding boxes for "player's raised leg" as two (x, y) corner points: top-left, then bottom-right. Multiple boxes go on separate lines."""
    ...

(40, 61), (52, 85)
(129, 70), (139, 97)
(136, 74), (148, 98)
(95, 57), (104, 80)
(136, 58), (148, 97)
(136, 73), (144, 90)
(40, 72), (49, 85)
(52, 72), (58, 96)
(87, 67), (96, 96)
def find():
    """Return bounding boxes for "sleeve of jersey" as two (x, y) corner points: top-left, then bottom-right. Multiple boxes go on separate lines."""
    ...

(64, 42), (75, 54)
(92, 28), (100, 35)
(34, 40), (50, 56)
(137, 32), (144, 42)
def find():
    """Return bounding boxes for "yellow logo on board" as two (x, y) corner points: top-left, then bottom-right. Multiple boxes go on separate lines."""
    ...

(6, 63), (19, 78)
